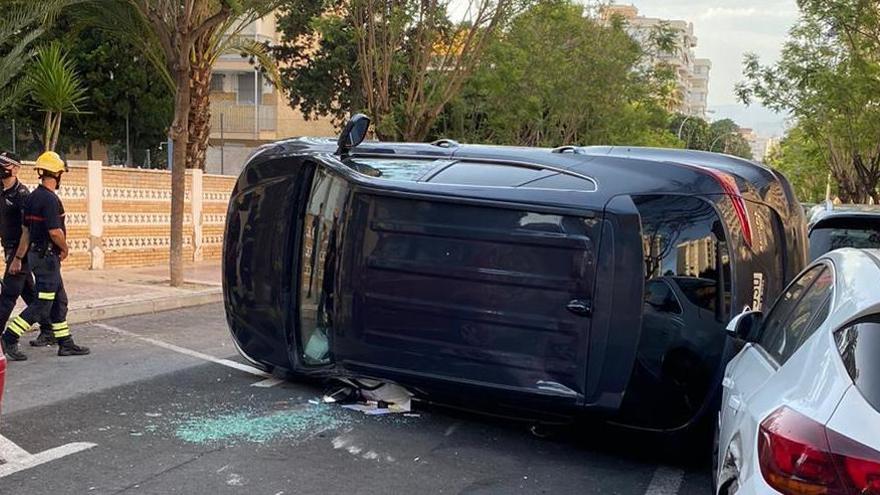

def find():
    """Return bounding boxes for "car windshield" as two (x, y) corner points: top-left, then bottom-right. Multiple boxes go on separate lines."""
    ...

(810, 217), (880, 260)
(835, 316), (880, 413)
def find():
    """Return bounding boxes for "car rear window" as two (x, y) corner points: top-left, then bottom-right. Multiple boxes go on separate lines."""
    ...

(810, 217), (880, 260)
(835, 315), (880, 413)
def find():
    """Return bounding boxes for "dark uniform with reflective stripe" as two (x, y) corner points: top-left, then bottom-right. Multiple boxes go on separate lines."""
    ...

(6, 185), (70, 340)
(0, 179), (42, 331)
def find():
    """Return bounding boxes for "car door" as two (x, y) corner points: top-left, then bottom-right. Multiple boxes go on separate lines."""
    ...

(718, 263), (833, 487)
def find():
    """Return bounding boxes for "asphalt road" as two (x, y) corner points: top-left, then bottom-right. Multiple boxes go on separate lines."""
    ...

(0, 304), (713, 494)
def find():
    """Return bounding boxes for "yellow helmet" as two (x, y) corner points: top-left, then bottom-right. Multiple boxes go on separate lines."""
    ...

(35, 151), (67, 175)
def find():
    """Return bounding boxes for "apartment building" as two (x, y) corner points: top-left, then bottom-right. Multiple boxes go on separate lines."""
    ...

(738, 128), (775, 163)
(602, 4), (712, 118)
(208, 13), (335, 175)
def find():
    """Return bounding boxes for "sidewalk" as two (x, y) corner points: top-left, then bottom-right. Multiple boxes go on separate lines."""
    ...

(11, 262), (223, 325)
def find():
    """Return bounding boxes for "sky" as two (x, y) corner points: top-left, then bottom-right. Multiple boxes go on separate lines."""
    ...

(612, 0), (801, 136)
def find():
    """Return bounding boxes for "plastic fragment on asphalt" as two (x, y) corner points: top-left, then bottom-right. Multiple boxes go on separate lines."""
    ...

(364, 408), (394, 416)
(329, 381), (415, 415)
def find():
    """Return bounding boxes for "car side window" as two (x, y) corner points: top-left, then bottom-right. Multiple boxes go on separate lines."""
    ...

(644, 280), (682, 314)
(758, 265), (833, 365)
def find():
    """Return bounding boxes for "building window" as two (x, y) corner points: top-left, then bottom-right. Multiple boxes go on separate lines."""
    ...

(237, 73), (262, 105)
(210, 73), (225, 92)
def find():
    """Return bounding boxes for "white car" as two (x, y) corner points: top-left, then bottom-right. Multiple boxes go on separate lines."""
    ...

(715, 248), (880, 494)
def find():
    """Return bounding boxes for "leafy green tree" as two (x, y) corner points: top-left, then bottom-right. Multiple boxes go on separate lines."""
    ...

(667, 115), (753, 159)
(274, 0), (355, 128)
(275, 0), (519, 140)
(433, 0), (679, 147)
(707, 119), (752, 159)
(66, 24), (173, 162)
(737, 1), (880, 203)
(766, 125), (830, 203)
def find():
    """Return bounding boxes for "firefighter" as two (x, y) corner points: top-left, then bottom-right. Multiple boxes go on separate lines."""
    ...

(1, 151), (89, 360)
(0, 151), (54, 347)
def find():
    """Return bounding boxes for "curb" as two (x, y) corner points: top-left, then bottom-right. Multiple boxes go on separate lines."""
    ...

(67, 288), (223, 325)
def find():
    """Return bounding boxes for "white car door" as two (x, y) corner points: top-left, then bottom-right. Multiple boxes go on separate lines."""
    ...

(718, 263), (833, 491)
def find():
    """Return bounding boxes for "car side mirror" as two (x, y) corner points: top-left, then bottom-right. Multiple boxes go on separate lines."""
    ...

(726, 310), (762, 342)
(336, 113), (371, 156)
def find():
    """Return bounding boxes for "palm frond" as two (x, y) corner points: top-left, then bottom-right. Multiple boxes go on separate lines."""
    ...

(214, 35), (281, 86)
(27, 42), (88, 114)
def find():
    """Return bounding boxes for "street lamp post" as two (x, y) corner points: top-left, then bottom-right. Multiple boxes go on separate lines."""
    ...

(677, 115), (692, 140)
(709, 131), (737, 152)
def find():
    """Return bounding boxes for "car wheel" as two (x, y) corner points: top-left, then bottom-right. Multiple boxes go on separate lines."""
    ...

(720, 478), (739, 495)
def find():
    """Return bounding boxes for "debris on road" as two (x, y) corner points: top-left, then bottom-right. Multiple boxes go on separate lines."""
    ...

(174, 404), (348, 445)
(321, 379), (415, 416)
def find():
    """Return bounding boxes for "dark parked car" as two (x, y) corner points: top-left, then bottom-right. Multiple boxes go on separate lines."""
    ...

(807, 201), (880, 260)
(223, 117), (807, 431)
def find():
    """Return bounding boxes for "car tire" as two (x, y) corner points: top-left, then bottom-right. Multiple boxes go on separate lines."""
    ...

(720, 478), (739, 495)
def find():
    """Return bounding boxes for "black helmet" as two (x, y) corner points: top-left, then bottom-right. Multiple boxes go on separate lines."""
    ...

(0, 151), (21, 168)
(0, 151), (21, 178)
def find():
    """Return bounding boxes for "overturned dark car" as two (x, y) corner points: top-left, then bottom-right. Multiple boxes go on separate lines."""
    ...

(223, 116), (808, 431)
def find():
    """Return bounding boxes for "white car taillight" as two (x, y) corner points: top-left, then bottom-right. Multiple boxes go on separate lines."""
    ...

(758, 406), (880, 494)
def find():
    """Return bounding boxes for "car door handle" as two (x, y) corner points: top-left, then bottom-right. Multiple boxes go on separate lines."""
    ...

(566, 299), (592, 317)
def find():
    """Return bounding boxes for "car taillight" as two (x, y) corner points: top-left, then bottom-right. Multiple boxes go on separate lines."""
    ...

(699, 167), (753, 247)
(758, 407), (880, 495)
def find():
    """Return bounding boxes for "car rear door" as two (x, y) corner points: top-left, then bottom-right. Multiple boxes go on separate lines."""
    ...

(319, 156), (604, 404)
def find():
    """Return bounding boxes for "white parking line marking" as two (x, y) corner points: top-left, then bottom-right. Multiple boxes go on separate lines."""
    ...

(92, 322), (270, 379)
(0, 434), (96, 478)
(251, 377), (284, 388)
(645, 466), (684, 495)
(0, 434), (31, 463)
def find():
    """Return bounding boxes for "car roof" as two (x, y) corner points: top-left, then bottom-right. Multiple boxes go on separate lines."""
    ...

(819, 248), (880, 325)
(808, 202), (880, 230)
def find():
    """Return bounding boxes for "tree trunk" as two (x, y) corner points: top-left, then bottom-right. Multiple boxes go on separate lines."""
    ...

(186, 36), (213, 170)
(43, 112), (53, 152)
(50, 113), (62, 152)
(169, 68), (191, 288)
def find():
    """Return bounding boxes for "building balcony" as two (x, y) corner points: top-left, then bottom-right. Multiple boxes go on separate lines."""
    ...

(210, 102), (278, 138)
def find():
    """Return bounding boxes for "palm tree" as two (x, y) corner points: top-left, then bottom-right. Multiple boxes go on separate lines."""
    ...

(187, 13), (281, 169)
(71, 0), (281, 287)
(26, 43), (88, 151)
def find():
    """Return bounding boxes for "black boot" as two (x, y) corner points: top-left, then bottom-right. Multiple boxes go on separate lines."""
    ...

(57, 337), (90, 357)
(2, 332), (27, 361)
(30, 329), (57, 347)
